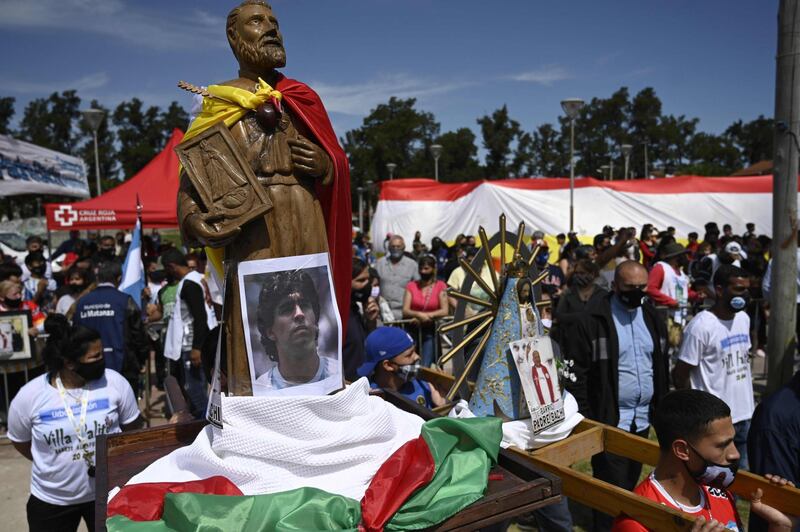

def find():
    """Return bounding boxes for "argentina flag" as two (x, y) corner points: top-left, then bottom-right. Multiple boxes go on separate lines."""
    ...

(120, 218), (144, 308)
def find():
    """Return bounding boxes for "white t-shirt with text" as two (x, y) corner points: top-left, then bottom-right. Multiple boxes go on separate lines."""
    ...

(7, 369), (140, 505)
(677, 310), (754, 424)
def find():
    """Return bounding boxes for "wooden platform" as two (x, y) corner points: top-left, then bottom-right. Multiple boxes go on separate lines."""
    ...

(521, 418), (800, 531)
(96, 389), (561, 531)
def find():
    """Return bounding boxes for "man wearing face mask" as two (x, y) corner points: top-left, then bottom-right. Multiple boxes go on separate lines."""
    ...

(23, 251), (57, 310)
(91, 235), (122, 269)
(563, 261), (669, 531)
(613, 389), (793, 532)
(357, 326), (445, 409)
(647, 242), (697, 348)
(376, 235), (420, 321)
(73, 262), (149, 397)
(343, 258), (379, 381)
(674, 264), (755, 470)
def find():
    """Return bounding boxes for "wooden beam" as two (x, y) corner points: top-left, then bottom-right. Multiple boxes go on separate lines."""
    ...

(557, 418), (800, 517)
(532, 426), (604, 467)
(519, 452), (695, 532)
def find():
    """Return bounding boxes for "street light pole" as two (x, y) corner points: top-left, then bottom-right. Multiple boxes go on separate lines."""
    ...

(431, 144), (443, 181)
(561, 98), (584, 233)
(620, 144), (632, 180)
(81, 109), (105, 197)
(386, 162), (397, 180)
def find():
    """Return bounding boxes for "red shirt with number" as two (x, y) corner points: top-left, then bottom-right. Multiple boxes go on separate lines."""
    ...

(612, 473), (742, 531)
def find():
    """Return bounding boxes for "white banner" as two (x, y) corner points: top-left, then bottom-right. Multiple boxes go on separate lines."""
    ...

(371, 177), (782, 243)
(0, 134), (90, 198)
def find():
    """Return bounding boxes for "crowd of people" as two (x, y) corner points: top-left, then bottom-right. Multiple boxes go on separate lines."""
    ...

(0, 217), (793, 531)
(348, 220), (796, 531)
(0, 229), (218, 531)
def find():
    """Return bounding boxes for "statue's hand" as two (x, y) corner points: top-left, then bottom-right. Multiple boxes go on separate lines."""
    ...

(288, 137), (330, 179)
(185, 213), (241, 248)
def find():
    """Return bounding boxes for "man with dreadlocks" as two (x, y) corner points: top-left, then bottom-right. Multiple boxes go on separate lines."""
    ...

(254, 270), (336, 390)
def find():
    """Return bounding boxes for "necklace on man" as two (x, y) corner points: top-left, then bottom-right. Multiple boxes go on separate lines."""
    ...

(55, 375), (95, 478)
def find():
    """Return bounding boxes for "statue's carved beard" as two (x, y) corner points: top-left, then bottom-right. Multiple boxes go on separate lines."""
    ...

(235, 37), (286, 71)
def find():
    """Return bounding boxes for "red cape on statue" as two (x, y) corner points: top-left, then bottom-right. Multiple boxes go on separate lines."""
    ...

(275, 74), (352, 326)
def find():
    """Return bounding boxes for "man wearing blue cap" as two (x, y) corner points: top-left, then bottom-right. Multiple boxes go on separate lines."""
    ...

(357, 326), (445, 409)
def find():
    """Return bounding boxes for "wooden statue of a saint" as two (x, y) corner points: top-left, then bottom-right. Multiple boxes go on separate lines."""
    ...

(177, 0), (352, 395)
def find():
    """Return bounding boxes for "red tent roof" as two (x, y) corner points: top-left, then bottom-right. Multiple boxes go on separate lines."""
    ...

(45, 129), (184, 230)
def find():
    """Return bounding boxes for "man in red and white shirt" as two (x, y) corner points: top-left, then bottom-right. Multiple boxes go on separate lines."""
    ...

(646, 242), (695, 316)
(613, 389), (793, 532)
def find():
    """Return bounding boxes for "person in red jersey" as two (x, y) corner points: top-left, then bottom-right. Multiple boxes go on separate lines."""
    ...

(613, 389), (795, 532)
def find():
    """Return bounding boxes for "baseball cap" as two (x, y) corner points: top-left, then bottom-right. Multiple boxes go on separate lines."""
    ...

(661, 242), (689, 259)
(357, 327), (415, 377)
(724, 241), (748, 259)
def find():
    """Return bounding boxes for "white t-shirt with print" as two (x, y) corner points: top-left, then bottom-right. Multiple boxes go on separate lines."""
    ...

(7, 369), (140, 505)
(677, 310), (754, 424)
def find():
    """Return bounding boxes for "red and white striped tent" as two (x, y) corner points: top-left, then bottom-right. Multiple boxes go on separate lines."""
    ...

(370, 175), (785, 243)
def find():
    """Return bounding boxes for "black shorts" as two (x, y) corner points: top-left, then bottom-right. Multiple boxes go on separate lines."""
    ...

(27, 494), (95, 532)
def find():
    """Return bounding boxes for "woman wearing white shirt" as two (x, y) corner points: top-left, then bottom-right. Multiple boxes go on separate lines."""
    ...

(8, 314), (142, 532)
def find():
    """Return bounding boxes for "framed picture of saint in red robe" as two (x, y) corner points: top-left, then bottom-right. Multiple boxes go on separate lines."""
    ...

(510, 336), (565, 434)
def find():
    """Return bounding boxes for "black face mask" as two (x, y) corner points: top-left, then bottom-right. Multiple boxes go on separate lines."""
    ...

(4, 297), (22, 309)
(30, 266), (46, 276)
(69, 284), (84, 294)
(685, 444), (739, 489)
(419, 272), (434, 281)
(75, 358), (105, 382)
(572, 272), (594, 288)
(727, 291), (750, 313)
(617, 288), (645, 309)
(99, 248), (115, 258)
(352, 283), (371, 304)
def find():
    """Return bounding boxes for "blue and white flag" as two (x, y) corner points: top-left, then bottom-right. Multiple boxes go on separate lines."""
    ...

(120, 218), (144, 308)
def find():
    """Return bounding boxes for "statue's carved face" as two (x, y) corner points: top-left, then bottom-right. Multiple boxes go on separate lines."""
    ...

(231, 3), (286, 71)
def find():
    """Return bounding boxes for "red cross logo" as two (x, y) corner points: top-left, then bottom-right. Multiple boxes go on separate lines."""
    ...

(54, 205), (78, 227)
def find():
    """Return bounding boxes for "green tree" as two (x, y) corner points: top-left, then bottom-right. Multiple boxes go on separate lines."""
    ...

(433, 128), (481, 182)
(77, 100), (118, 195)
(530, 123), (565, 176)
(565, 87), (631, 177)
(657, 114), (698, 173)
(477, 105), (522, 179)
(18, 90), (82, 153)
(682, 132), (740, 175)
(0, 97), (15, 135)
(343, 97), (440, 185)
(725, 115), (774, 168)
(628, 87), (663, 177)
(112, 98), (166, 180)
(161, 101), (190, 139)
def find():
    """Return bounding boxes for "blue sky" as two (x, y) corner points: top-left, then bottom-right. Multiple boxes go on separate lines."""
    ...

(0, 0), (776, 148)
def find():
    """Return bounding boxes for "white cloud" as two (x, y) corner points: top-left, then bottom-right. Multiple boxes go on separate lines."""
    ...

(0, 72), (109, 94)
(310, 74), (474, 116)
(509, 66), (571, 86)
(0, 0), (224, 50)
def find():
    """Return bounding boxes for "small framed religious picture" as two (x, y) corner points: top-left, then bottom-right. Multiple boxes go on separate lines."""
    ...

(509, 336), (565, 434)
(0, 310), (32, 361)
(175, 121), (272, 235)
(237, 253), (343, 397)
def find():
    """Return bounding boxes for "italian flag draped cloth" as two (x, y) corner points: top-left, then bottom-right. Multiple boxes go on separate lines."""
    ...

(107, 416), (501, 531)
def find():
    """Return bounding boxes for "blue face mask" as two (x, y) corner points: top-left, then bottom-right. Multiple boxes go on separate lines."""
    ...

(535, 251), (550, 268)
(728, 294), (749, 312)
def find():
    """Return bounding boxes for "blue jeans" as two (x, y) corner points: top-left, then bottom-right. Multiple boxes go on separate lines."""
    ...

(419, 329), (436, 367)
(181, 350), (208, 418)
(734, 419), (751, 471)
